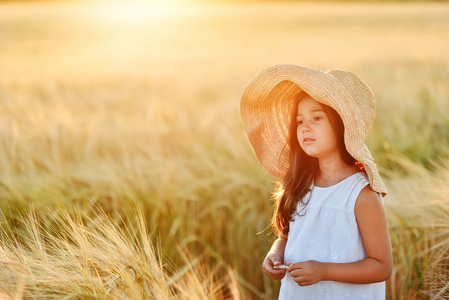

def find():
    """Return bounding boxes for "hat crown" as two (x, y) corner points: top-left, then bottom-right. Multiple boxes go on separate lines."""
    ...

(326, 69), (375, 138)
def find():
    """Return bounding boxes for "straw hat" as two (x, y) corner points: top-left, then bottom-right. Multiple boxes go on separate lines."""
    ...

(240, 64), (387, 196)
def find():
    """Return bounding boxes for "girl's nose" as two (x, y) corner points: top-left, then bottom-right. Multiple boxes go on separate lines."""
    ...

(301, 121), (312, 133)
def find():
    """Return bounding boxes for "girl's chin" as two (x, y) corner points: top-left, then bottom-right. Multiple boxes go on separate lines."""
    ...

(300, 146), (317, 156)
(303, 151), (319, 158)
(302, 150), (328, 159)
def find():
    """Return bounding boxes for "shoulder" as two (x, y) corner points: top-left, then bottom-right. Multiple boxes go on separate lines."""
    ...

(354, 171), (370, 186)
(354, 185), (384, 218)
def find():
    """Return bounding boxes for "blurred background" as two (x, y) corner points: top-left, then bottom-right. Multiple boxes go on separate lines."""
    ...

(1, 0), (449, 299)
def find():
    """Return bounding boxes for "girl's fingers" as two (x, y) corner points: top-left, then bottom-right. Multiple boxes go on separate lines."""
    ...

(263, 258), (287, 280)
(287, 262), (303, 273)
(272, 271), (287, 280)
(270, 256), (280, 265)
(265, 269), (286, 280)
(289, 267), (304, 277)
(292, 276), (310, 286)
(270, 268), (287, 276)
(262, 253), (288, 280)
(269, 253), (282, 265)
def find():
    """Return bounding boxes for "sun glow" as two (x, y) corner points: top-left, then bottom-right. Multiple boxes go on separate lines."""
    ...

(89, 0), (196, 23)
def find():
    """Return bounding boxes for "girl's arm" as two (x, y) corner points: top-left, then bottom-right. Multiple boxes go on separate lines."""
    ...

(287, 186), (392, 286)
(263, 233), (288, 280)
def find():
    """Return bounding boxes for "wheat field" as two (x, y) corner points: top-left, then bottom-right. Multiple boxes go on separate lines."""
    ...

(1, 1), (449, 299)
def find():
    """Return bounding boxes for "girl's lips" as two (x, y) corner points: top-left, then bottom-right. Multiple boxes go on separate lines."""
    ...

(303, 138), (315, 144)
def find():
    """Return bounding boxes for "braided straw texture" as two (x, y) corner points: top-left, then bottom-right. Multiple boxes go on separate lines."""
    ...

(240, 64), (387, 196)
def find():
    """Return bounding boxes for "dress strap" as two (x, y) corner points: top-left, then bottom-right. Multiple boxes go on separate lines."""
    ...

(347, 173), (370, 212)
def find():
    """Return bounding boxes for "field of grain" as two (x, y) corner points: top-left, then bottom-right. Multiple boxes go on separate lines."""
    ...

(1, 1), (449, 299)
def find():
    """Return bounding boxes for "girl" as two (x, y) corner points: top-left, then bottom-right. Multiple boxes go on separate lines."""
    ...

(240, 65), (392, 299)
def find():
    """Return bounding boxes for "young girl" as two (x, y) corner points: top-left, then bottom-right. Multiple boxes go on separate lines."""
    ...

(240, 65), (392, 299)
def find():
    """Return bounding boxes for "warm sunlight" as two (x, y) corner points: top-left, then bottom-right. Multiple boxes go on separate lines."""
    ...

(2, 0), (449, 297)
(89, 0), (197, 23)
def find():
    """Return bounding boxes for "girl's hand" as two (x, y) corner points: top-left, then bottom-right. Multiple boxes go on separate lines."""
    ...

(263, 252), (287, 280)
(286, 260), (325, 286)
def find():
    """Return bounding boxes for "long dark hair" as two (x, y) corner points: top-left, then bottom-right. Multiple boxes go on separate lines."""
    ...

(273, 91), (357, 236)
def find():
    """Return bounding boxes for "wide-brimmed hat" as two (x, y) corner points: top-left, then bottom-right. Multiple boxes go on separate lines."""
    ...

(240, 64), (387, 196)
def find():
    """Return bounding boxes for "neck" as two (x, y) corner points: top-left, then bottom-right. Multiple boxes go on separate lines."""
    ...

(315, 154), (358, 187)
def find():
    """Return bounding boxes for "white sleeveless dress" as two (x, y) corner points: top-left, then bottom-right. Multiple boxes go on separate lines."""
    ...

(279, 172), (385, 300)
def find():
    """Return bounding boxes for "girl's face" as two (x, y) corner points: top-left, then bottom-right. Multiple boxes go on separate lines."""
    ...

(296, 95), (338, 160)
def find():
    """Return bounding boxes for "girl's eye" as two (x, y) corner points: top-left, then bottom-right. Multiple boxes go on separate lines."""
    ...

(314, 116), (323, 121)
(297, 120), (304, 125)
